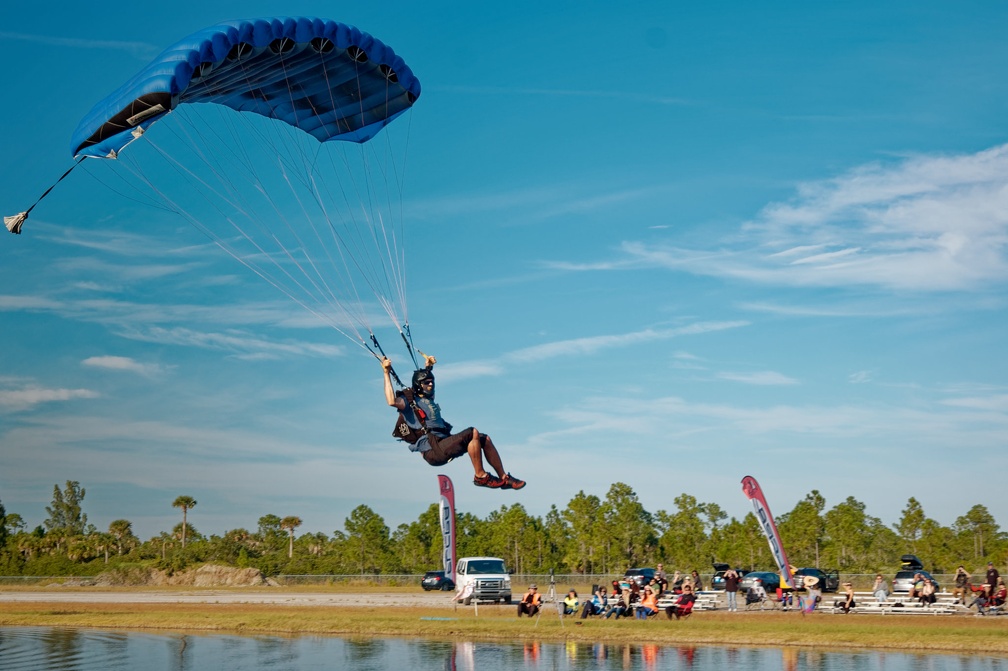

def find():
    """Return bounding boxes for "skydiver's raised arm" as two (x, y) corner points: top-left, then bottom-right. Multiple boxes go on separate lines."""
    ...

(381, 357), (404, 409)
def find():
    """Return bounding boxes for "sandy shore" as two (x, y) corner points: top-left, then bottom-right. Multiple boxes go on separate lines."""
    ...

(0, 589), (460, 608)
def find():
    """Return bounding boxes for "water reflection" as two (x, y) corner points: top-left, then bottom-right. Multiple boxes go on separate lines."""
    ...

(1, 628), (1007, 671)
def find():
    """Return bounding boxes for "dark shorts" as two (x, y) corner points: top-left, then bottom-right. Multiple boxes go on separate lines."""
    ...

(423, 427), (484, 466)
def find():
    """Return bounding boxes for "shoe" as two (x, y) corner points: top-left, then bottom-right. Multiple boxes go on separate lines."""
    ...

(474, 473), (505, 488)
(501, 473), (526, 490)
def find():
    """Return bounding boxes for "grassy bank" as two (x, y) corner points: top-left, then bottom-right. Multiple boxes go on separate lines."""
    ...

(1, 601), (1007, 655)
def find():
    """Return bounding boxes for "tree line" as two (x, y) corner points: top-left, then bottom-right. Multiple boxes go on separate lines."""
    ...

(0, 481), (1004, 578)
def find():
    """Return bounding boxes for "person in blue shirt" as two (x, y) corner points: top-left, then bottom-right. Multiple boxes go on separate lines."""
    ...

(382, 355), (525, 490)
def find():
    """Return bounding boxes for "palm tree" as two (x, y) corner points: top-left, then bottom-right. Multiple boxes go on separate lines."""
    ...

(108, 519), (133, 555)
(280, 516), (303, 559)
(172, 496), (197, 548)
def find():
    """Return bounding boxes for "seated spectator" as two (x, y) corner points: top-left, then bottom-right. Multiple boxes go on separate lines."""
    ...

(610, 580), (623, 597)
(666, 584), (697, 620)
(670, 571), (683, 593)
(968, 584), (992, 615)
(581, 586), (607, 619)
(517, 584), (541, 617)
(647, 577), (663, 597)
(839, 582), (856, 613)
(563, 589), (579, 615)
(690, 570), (704, 592)
(908, 573), (923, 600)
(746, 579), (767, 607)
(635, 586), (659, 619)
(919, 579), (936, 607)
(872, 574), (889, 603)
(655, 563), (668, 592)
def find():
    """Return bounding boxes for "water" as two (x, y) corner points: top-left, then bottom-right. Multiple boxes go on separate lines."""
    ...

(1, 628), (1006, 671)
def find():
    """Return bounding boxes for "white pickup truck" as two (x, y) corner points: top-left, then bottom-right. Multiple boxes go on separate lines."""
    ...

(454, 556), (512, 605)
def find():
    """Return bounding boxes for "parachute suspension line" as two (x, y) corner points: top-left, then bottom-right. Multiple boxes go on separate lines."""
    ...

(5, 157), (87, 234)
(122, 122), (374, 344)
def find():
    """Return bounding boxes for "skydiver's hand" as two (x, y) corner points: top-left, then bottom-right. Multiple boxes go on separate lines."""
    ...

(424, 354), (436, 368)
(381, 357), (393, 373)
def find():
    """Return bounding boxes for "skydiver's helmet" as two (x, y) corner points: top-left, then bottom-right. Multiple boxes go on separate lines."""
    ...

(412, 368), (435, 397)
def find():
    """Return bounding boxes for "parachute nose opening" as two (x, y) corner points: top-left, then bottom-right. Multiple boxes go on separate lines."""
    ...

(310, 37), (335, 54)
(347, 45), (368, 63)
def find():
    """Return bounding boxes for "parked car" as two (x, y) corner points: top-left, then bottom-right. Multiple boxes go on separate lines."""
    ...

(792, 567), (840, 592)
(739, 571), (781, 594)
(421, 570), (455, 591)
(710, 562), (749, 591)
(623, 567), (656, 587)
(892, 569), (940, 593)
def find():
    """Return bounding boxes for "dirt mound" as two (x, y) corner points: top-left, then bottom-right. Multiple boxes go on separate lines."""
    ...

(95, 564), (267, 587)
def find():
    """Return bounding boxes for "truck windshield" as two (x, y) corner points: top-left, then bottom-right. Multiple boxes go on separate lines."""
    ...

(468, 560), (507, 573)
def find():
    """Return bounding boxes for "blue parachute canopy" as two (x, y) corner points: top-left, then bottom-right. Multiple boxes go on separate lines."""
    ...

(71, 17), (421, 158)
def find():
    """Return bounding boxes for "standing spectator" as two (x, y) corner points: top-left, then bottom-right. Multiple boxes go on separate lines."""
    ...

(872, 574), (889, 603)
(517, 584), (541, 617)
(563, 589), (580, 615)
(986, 562), (1000, 588)
(724, 568), (741, 612)
(952, 566), (971, 604)
(690, 570), (704, 592)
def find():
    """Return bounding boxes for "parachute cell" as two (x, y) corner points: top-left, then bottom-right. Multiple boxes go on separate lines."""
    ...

(71, 17), (421, 158)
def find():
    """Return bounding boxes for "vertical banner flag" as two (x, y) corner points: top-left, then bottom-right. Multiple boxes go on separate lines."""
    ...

(741, 475), (795, 589)
(438, 475), (457, 583)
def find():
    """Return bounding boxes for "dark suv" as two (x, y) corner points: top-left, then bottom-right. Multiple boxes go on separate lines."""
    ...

(623, 568), (657, 587)
(792, 567), (840, 592)
(421, 570), (455, 591)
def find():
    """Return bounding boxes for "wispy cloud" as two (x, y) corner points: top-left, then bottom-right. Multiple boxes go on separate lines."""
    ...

(561, 144), (1008, 293)
(0, 385), (99, 411)
(0, 31), (157, 60)
(440, 321), (748, 380)
(717, 370), (799, 385)
(82, 356), (166, 377)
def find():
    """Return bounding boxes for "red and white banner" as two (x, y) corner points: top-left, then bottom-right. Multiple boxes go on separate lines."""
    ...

(741, 475), (794, 589)
(438, 474), (457, 583)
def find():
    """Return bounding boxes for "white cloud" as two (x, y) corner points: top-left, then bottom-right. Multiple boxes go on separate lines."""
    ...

(0, 385), (99, 411)
(717, 371), (799, 386)
(82, 356), (165, 377)
(439, 321), (748, 381)
(601, 144), (1008, 292)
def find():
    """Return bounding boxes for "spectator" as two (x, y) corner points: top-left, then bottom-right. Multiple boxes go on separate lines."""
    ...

(908, 573), (923, 600)
(581, 586), (607, 619)
(690, 570), (704, 592)
(872, 574), (889, 603)
(655, 563), (668, 591)
(724, 568), (741, 612)
(647, 577), (663, 597)
(746, 579), (767, 609)
(606, 586), (632, 619)
(517, 584), (541, 617)
(992, 578), (1007, 609)
(635, 586), (659, 619)
(986, 562), (1000, 588)
(919, 578), (937, 607)
(952, 566), (971, 604)
(839, 582), (856, 614)
(969, 583), (992, 615)
(563, 589), (580, 615)
(666, 583), (697, 620)
(670, 571), (683, 592)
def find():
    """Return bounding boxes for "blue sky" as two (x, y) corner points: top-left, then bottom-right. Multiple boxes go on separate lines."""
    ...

(2, 1), (1007, 542)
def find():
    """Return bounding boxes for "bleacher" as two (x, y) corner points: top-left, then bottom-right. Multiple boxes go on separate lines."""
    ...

(827, 591), (966, 615)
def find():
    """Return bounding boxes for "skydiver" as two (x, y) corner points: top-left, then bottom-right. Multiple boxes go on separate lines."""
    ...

(382, 355), (526, 490)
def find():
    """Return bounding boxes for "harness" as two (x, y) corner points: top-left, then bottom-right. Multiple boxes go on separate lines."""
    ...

(392, 388), (452, 444)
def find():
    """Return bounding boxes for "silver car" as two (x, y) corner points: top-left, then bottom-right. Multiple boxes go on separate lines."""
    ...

(892, 569), (940, 593)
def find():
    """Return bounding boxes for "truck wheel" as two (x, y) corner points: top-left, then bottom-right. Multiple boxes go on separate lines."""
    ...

(503, 596), (512, 604)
